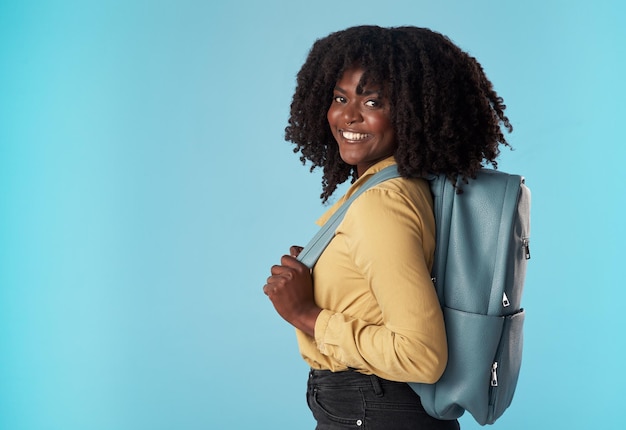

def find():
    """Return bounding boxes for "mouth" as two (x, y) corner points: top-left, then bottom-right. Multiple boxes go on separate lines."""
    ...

(340, 130), (371, 141)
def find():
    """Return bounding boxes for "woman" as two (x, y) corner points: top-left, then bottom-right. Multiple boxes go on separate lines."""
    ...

(263, 25), (511, 429)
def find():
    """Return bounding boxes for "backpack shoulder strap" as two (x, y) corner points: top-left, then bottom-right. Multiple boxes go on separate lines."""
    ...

(297, 165), (400, 268)
(427, 173), (454, 305)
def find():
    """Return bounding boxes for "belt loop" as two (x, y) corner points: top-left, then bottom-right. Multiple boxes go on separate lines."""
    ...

(369, 374), (383, 397)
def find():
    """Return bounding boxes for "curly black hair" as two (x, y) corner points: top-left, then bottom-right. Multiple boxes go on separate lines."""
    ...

(285, 25), (512, 202)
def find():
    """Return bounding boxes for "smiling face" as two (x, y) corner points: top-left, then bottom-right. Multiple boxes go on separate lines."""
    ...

(327, 67), (396, 177)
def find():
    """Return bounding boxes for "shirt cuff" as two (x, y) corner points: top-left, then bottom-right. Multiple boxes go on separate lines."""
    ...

(314, 309), (334, 353)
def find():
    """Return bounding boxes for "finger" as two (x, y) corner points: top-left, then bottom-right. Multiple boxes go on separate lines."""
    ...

(280, 254), (298, 266)
(263, 282), (279, 296)
(280, 254), (308, 271)
(266, 271), (294, 290)
(266, 273), (282, 285)
(270, 264), (290, 275)
(290, 245), (304, 257)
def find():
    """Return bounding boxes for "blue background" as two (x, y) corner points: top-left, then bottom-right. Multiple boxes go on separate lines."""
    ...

(1, 0), (624, 428)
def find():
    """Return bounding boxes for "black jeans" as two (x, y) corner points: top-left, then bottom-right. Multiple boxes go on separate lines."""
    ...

(307, 369), (460, 430)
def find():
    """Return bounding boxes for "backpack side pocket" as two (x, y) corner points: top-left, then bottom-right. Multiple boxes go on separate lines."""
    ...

(487, 309), (525, 424)
(410, 306), (507, 424)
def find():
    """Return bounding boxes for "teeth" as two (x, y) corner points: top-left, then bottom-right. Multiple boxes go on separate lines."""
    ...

(341, 131), (369, 140)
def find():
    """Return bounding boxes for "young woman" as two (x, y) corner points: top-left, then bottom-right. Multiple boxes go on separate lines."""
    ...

(263, 25), (512, 429)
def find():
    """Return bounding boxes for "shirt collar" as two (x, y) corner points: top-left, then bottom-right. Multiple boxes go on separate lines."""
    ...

(351, 156), (397, 189)
(316, 156), (397, 226)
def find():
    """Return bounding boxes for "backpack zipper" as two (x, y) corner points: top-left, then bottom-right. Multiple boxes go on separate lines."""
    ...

(522, 238), (531, 260)
(490, 361), (498, 387)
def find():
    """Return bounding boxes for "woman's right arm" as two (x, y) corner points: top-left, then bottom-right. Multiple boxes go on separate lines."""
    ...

(312, 187), (447, 383)
(263, 249), (322, 337)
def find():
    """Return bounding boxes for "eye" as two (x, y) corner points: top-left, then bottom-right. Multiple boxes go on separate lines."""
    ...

(333, 95), (347, 104)
(365, 99), (382, 108)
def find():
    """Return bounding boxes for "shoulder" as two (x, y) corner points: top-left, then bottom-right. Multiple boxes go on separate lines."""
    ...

(360, 176), (433, 212)
(345, 176), (434, 228)
(377, 176), (431, 197)
(338, 176), (436, 259)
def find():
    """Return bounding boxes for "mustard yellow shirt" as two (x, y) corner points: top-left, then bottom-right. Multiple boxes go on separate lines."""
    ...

(295, 157), (447, 383)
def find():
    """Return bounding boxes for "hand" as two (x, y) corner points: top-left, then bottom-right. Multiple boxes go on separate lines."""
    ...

(263, 249), (321, 336)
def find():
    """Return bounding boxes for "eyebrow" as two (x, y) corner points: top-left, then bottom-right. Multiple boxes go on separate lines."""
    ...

(334, 85), (381, 97)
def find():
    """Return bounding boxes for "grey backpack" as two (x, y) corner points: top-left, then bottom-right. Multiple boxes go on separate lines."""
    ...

(409, 169), (530, 425)
(298, 166), (531, 425)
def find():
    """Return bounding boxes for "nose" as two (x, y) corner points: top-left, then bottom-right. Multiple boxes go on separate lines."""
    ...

(342, 102), (362, 126)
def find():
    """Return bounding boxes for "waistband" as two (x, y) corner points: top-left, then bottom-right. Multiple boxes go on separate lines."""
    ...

(308, 368), (430, 404)
(308, 368), (403, 393)
(311, 369), (382, 394)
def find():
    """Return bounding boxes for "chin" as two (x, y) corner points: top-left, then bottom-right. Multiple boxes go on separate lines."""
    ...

(338, 150), (362, 166)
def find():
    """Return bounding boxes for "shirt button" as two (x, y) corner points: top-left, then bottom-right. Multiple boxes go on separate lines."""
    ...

(356, 419), (363, 426)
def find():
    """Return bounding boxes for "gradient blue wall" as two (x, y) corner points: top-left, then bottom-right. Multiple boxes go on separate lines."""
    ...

(1, 0), (624, 428)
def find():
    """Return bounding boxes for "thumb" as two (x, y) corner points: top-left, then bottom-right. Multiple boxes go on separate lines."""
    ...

(290, 245), (304, 258)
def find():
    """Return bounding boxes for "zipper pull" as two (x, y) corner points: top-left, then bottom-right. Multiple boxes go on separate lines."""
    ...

(523, 238), (531, 260)
(502, 292), (510, 308)
(491, 362), (499, 387)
